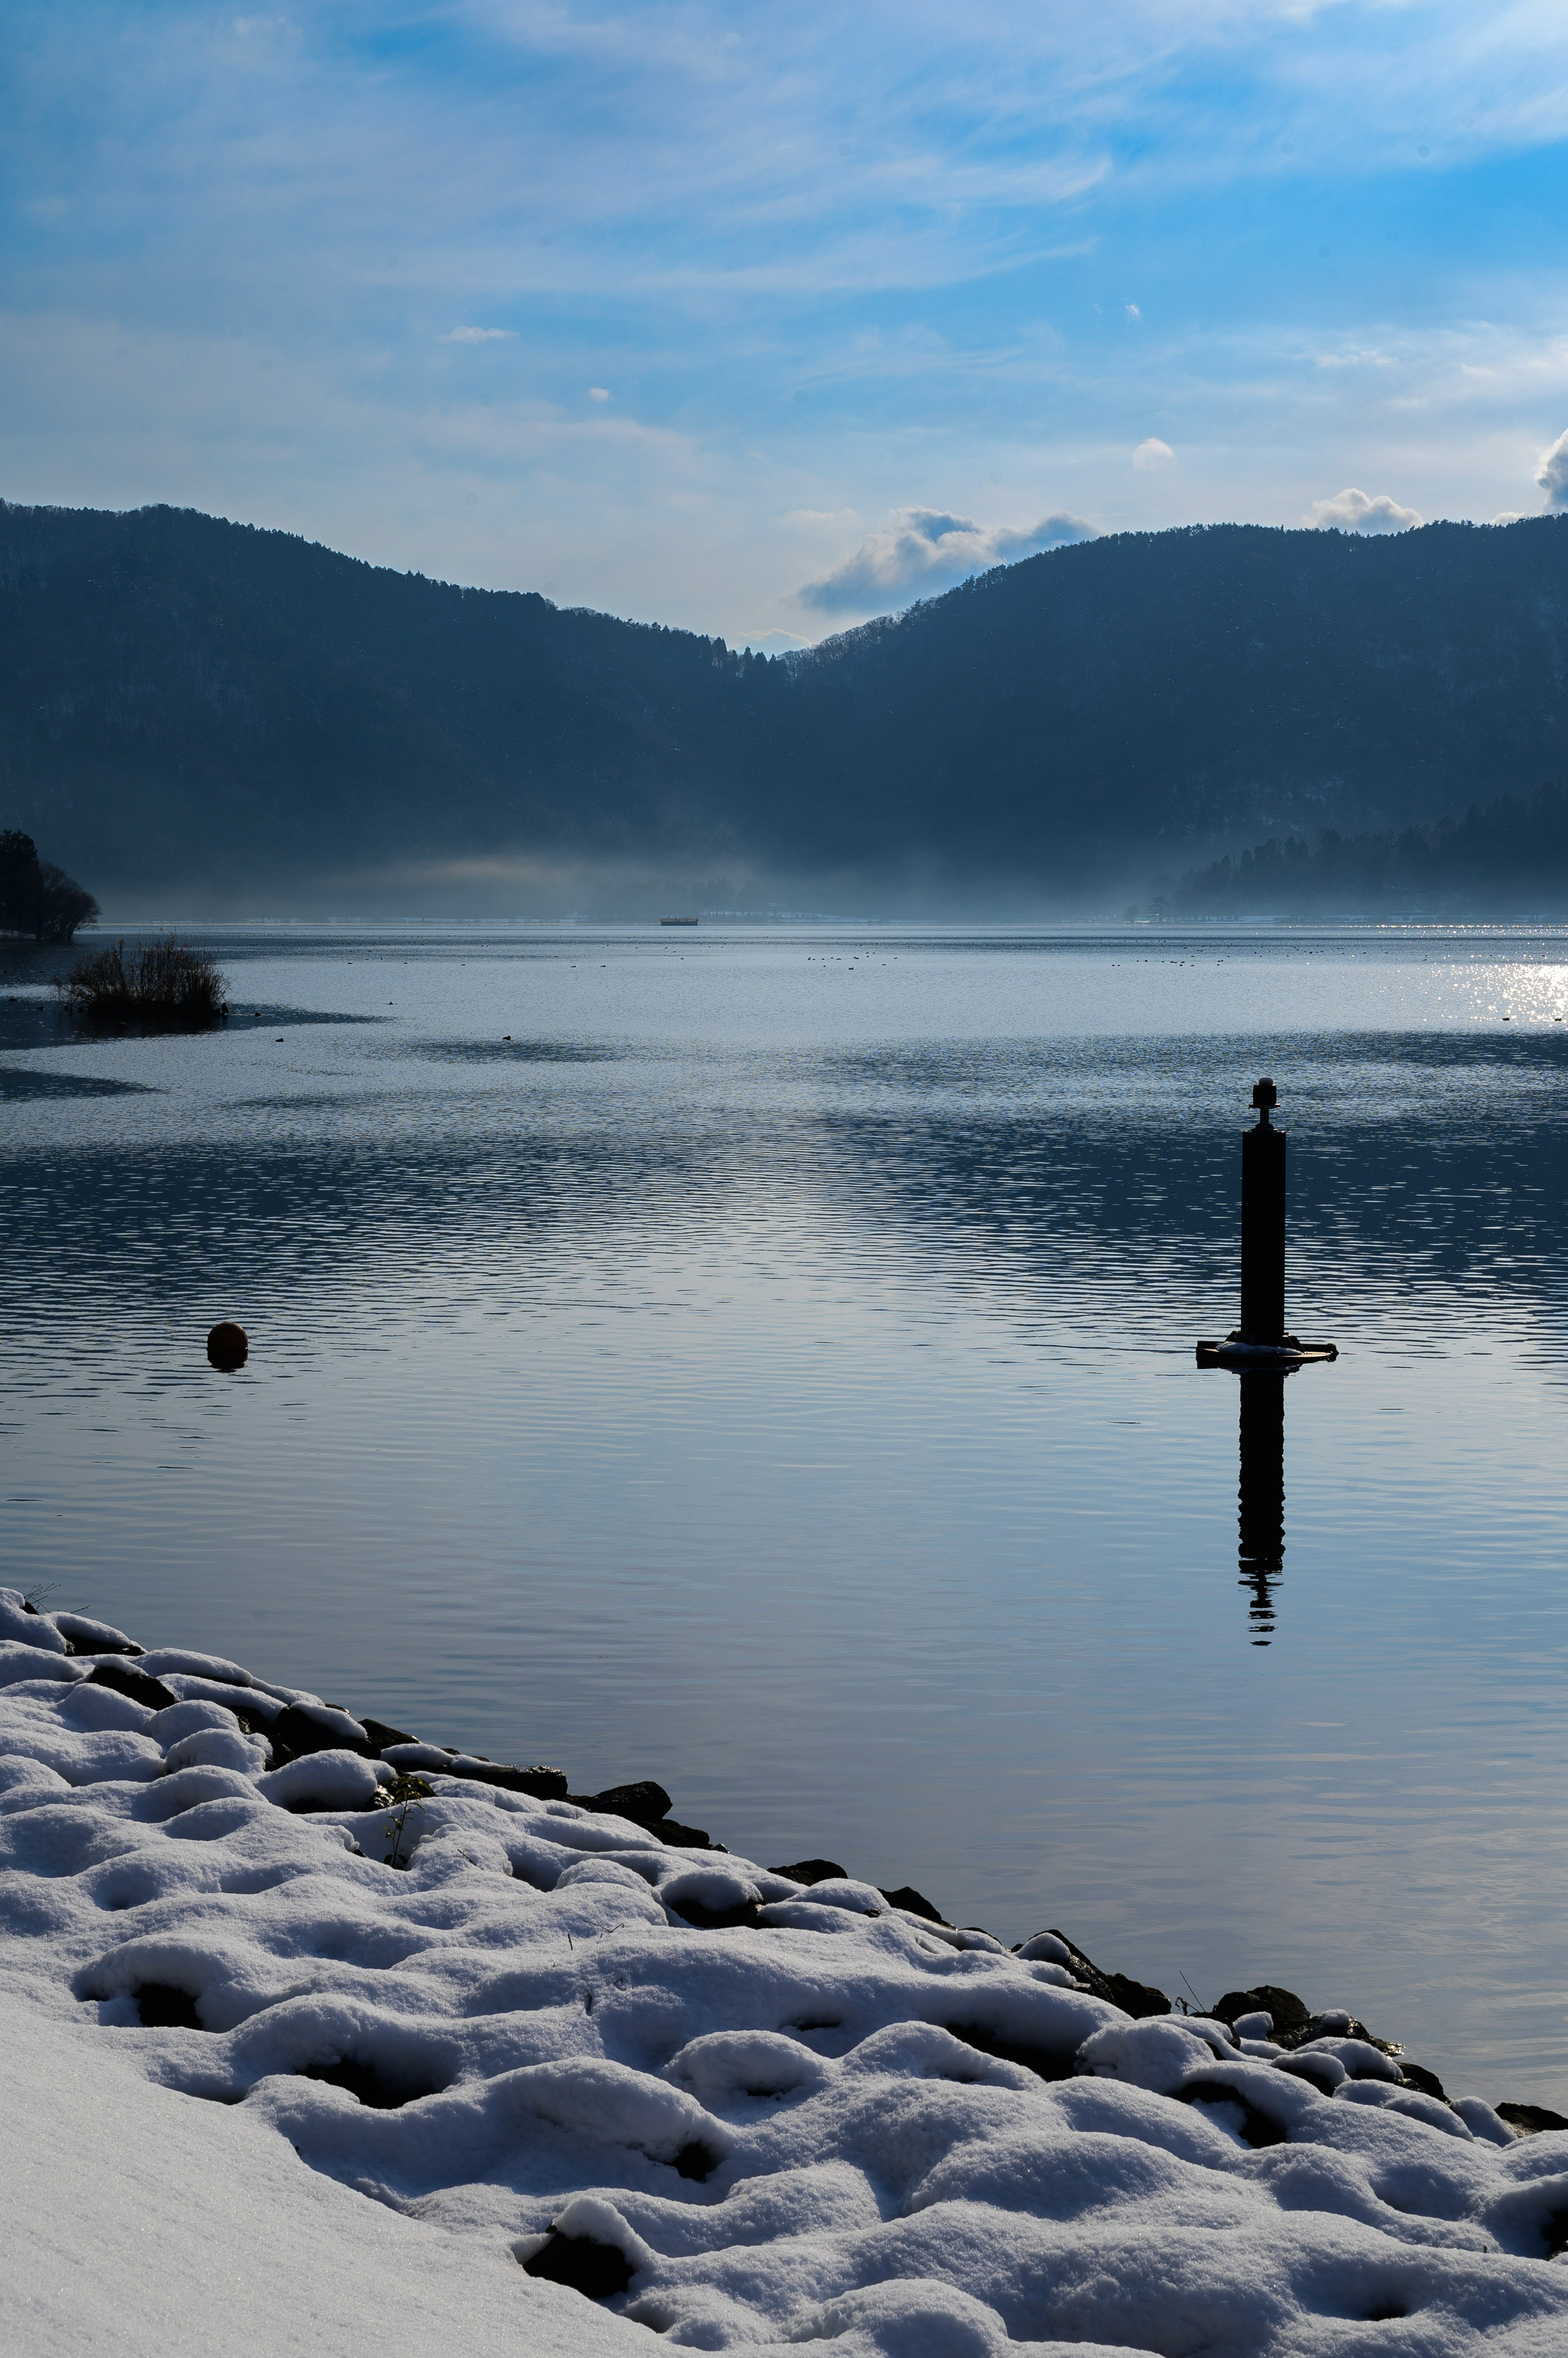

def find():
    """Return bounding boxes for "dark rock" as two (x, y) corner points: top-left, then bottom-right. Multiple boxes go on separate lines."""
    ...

(89, 1662), (179, 1711)
(1045, 1931), (1169, 2019)
(298, 2057), (445, 2110)
(570, 1780), (672, 1829)
(195, 1681), (285, 1728)
(272, 1703), (379, 1760)
(1272, 2010), (1383, 2055)
(1212, 1984), (1311, 2032)
(667, 1893), (761, 1931)
(771, 1859), (848, 1887)
(650, 1816), (712, 1850)
(1498, 2101), (1568, 2138)
(878, 1885), (952, 1926)
(672, 2141), (721, 2182)
(1178, 2079), (1289, 2148)
(451, 1760), (568, 1798)
(54, 1613), (144, 1656)
(135, 1983), (204, 2030)
(361, 1715), (420, 1751)
(379, 1743), (569, 1798)
(521, 2233), (634, 2300)
(1274, 2051), (1346, 2097)
(1399, 2060), (1448, 2102)
(945, 2021), (1077, 2082)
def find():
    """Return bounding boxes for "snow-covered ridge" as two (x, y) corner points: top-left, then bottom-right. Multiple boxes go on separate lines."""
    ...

(4, 1591), (1568, 2357)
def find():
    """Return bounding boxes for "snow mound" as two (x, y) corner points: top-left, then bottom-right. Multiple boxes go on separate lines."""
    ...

(3, 1591), (1568, 2356)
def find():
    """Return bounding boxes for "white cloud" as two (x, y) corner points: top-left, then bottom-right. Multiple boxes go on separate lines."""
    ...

(1132, 437), (1174, 468)
(799, 507), (1098, 613)
(1537, 428), (1568, 511)
(1304, 486), (1423, 533)
(1490, 511), (1525, 525)
(588, 386), (611, 402)
(443, 326), (512, 343)
(1125, 302), (1141, 320)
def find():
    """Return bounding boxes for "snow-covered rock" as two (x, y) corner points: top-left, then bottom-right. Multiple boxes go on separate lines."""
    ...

(4, 1590), (1568, 2356)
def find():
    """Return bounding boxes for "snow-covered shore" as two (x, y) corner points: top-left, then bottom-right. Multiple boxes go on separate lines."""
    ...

(5, 1589), (1568, 2358)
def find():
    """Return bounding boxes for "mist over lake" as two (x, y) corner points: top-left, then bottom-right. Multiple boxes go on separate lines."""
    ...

(4, 919), (1567, 2103)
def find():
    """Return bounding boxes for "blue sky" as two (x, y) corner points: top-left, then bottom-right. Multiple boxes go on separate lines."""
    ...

(2, 1), (1566, 646)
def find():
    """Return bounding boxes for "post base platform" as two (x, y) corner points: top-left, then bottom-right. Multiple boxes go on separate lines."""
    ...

(1196, 1332), (1339, 1367)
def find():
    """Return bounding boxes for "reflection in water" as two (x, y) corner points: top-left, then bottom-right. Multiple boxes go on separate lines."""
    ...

(1237, 1371), (1288, 1645)
(7, 935), (1568, 2102)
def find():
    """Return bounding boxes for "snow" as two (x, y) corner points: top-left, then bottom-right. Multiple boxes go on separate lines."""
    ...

(4, 1588), (1568, 2356)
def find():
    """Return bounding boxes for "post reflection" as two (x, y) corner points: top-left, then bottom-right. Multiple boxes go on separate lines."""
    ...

(1236, 1369), (1294, 1645)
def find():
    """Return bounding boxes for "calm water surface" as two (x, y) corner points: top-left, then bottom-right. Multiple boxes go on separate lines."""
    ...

(4, 924), (1568, 2103)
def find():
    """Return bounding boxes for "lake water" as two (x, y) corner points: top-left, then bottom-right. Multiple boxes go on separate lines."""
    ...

(4, 922), (1568, 2104)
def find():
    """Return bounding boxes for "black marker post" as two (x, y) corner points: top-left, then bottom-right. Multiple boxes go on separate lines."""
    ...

(1197, 1077), (1337, 1367)
(1198, 1077), (1336, 1644)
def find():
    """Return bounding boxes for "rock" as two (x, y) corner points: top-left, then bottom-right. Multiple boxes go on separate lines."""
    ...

(1046, 1931), (1169, 2019)
(1016, 1932), (1074, 1964)
(1212, 1984), (1311, 2032)
(1273, 2008), (1380, 2055)
(360, 1715), (420, 1751)
(272, 1702), (379, 1761)
(1498, 2101), (1568, 2137)
(88, 1662), (179, 1711)
(878, 1885), (953, 1926)
(450, 1760), (568, 1798)
(205, 1322), (248, 1369)
(650, 1817), (712, 1849)
(1400, 2060), (1448, 2102)
(379, 1742), (567, 1798)
(770, 1858), (848, 1887)
(54, 1613), (143, 1656)
(569, 1780), (672, 1829)
(662, 1864), (762, 1929)
(520, 2234), (633, 2300)
(1274, 2051), (1346, 2095)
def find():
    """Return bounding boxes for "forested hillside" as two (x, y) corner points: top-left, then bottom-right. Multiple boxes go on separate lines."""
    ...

(1173, 778), (1568, 916)
(1, 500), (1565, 911)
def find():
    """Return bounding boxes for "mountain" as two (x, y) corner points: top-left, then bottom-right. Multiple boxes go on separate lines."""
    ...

(1, 499), (1566, 913)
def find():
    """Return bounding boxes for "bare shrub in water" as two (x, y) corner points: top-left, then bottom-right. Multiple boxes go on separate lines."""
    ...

(55, 935), (230, 1031)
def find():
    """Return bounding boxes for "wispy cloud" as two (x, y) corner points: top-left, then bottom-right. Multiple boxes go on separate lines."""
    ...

(2, 0), (1566, 638)
(1305, 488), (1424, 533)
(800, 508), (1098, 613)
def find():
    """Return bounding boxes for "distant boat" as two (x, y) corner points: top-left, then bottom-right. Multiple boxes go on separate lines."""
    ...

(660, 916), (699, 926)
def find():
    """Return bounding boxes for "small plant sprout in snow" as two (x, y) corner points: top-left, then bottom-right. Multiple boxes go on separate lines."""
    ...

(379, 1772), (434, 1869)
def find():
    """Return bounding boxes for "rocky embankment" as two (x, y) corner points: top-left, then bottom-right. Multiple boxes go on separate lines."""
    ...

(31, 1593), (1568, 2142)
(9, 1584), (1568, 2356)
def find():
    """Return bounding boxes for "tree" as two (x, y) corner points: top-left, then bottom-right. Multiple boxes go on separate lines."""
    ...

(0, 829), (100, 941)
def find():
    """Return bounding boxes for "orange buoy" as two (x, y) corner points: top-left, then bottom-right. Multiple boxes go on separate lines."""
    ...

(206, 1321), (248, 1369)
